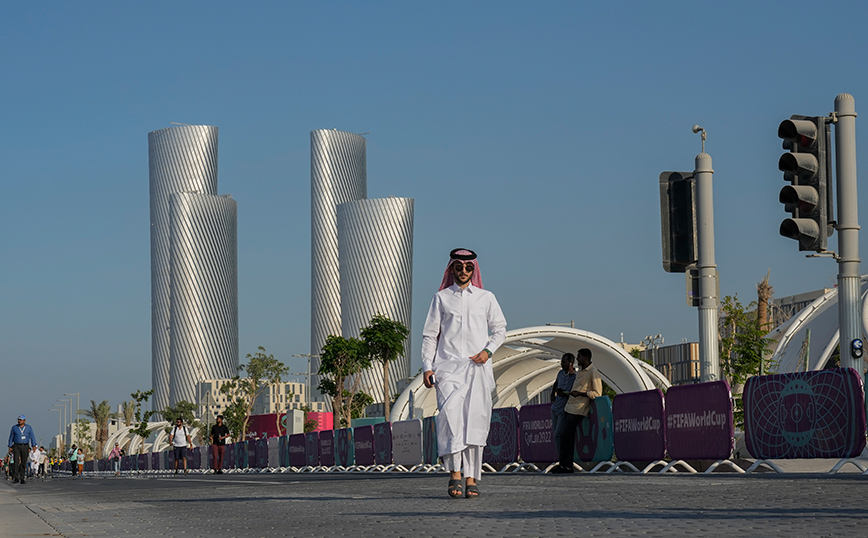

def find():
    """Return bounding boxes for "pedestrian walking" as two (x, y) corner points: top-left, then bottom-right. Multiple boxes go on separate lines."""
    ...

(421, 248), (507, 499)
(7, 415), (37, 484)
(550, 353), (577, 461)
(67, 444), (78, 476)
(109, 443), (122, 476)
(209, 415), (230, 474)
(170, 417), (192, 475)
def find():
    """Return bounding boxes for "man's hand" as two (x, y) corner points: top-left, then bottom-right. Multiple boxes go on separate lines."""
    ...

(470, 350), (490, 364)
(423, 370), (435, 388)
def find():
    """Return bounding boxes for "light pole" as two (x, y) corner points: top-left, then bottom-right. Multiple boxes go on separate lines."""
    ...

(57, 398), (72, 447)
(292, 354), (319, 405)
(65, 393), (80, 445)
(49, 407), (63, 452)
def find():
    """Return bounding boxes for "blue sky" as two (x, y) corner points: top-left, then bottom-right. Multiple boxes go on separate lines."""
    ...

(3, 1), (868, 444)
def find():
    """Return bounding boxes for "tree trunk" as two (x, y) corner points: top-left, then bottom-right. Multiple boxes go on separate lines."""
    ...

(383, 360), (390, 423)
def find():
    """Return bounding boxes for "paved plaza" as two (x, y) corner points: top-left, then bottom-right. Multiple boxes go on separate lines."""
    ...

(2, 469), (868, 537)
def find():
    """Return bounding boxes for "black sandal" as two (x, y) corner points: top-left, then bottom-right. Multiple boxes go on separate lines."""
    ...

(448, 478), (463, 499)
(465, 484), (480, 499)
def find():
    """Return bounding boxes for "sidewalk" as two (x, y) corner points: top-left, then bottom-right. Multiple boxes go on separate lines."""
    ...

(0, 481), (60, 537)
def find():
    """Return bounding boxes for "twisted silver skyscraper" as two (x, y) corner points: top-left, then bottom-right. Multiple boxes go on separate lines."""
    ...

(310, 129), (367, 395)
(168, 192), (238, 405)
(338, 197), (414, 403)
(149, 125), (238, 413)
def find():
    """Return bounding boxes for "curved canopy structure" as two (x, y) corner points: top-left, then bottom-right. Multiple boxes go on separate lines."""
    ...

(769, 276), (868, 373)
(103, 422), (203, 457)
(391, 326), (669, 421)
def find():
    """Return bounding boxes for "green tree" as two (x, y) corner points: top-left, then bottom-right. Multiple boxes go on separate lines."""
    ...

(74, 419), (94, 460)
(129, 389), (155, 454)
(219, 346), (290, 442)
(360, 313), (409, 422)
(78, 399), (118, 458)
(317, 335), (372, 428)
(719, 294), (775, 428)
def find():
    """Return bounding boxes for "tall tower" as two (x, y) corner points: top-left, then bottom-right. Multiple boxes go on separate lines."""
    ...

(168, 192), (238, 406)
(338, 197), (414, 404)
(149, 125), (219, 413)
(310, 129), (367, 399)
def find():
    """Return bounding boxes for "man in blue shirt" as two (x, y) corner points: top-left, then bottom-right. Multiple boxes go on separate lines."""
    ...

(7, 415), (36, 484)
(550, 353), (576, 462)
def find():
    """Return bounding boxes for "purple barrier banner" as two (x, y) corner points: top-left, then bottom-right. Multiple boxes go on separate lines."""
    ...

(191, 447), (202, 469)
(289, 433), (306, 467)
(613, 389), (666, 461)
(121, 456), (131, 471)
(666, 380), (734, 460)
(422, 416), (438, 465)
(305, 432), (320, 467)
(207, 445), (214, 470)
(319, 430), (335, 467)
(744, 368), (867, 459)
(484, 407), (520, 463)
(354, 426), (374, 466)
(374, 422), (393, 465)
(278, 436), (289, 467)
(226, 443), (236, 468)
(236, 441), (248, 469)
(335, 428), (354, 467)
(255, 439), (268, 468)
(519, 403), (557, 463)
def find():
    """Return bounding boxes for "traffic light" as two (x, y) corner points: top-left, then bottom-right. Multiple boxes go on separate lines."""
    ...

(777, 115), (832, 252)
(659, 171), (697, 272)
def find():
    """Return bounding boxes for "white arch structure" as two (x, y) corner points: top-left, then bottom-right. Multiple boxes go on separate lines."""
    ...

(392, 326), (669, 421)
(769, 276), (868, 373)
(103, 422), (203, 457)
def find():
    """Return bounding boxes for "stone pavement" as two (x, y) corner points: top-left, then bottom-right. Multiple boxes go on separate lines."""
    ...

(2, 470), (868, 537)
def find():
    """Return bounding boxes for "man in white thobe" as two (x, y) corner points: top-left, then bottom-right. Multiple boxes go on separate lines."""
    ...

(422, 248), (507, 499)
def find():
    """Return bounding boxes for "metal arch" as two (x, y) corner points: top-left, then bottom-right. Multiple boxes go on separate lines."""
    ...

(103, 421), (170, 457)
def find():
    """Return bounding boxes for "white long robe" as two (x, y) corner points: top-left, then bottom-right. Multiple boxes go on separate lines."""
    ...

(421, 283), (507, 455)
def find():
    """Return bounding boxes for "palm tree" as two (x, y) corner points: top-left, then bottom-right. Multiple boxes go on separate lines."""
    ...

(79, 400), (118, 457)
(360, 313), (409, 423)
(121, 400), (135, 427)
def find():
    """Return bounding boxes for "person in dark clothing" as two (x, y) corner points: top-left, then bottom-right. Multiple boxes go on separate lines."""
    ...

(209, 415), (231, 474)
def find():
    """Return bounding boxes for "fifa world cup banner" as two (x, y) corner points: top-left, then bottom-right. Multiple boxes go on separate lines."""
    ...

(278, 436), (288, 467)
(574, 396), (614, 462)
(744, 368), (866, 459)
(666, 380), (734, 460)
(140, 454), (150, 471)
(392, 419), (423, 467)
(191, 447), (202, 469)
(613, 389), (666, 461)
(305, 432), (320, 467)
(422, 416), (439, 464)
(319, 430), (335, 466)
(519, 403), (557, 463)
(288, 433), (306, 467)
(335, 428), (354, 467)
(354, 425), (375, 466)
(374, 422), (393, 465)
(484, 407), (520, 463)
(237, 441), (249, 469)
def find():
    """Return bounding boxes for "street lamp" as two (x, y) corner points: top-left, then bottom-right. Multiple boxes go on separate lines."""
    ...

(292, 354), (319, 405)
(57, 398), (72, 446)
(64, 393), (80, 445)
(49, 407), (63, 451)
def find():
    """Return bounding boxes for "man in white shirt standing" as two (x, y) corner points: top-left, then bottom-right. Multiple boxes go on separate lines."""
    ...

(170, 418), (192, 475)
(422, 248), (507, 499)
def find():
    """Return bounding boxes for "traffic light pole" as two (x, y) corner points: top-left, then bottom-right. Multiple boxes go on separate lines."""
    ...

(834, 93), (863, 372)
(695, 151), (720, 382)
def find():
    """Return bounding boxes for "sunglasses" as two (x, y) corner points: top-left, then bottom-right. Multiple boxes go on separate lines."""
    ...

(453, 263), (474, 273)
